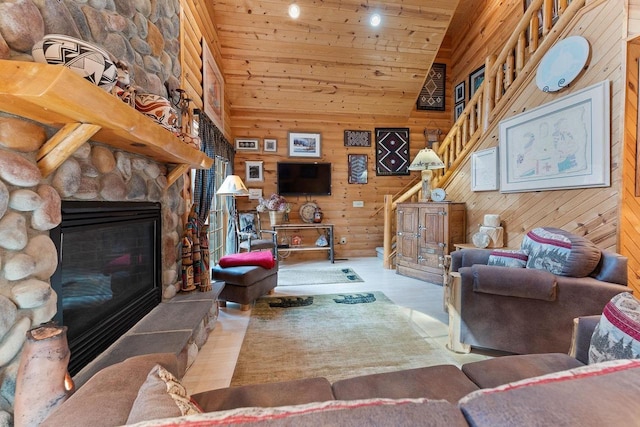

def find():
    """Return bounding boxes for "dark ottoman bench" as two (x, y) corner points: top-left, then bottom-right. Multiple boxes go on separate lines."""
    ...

(212, 251), (278, 311)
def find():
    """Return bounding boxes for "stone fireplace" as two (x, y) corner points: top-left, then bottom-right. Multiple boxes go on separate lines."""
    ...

(0, 1), (213, 421)
(0, 114), (190, 415)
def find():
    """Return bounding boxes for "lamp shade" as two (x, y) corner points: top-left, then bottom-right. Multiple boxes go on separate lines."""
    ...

(408, 148), (445, 171)
(216, 175), (249, 196)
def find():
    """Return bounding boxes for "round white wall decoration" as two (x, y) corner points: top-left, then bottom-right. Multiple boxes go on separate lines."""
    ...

(535, 36), (590, 92)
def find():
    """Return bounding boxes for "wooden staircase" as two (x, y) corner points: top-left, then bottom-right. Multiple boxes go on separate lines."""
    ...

(380, 0), (586, 269)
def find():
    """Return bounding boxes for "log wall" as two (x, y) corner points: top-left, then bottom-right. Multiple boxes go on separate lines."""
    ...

(621, 0), (640, 295)
(184, 0), (639, 290)
(230, 82), (454, 259)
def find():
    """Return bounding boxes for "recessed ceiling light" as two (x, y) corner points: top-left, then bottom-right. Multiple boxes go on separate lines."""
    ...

(289, 3), (300, 19)
(370, 13), (381, 27)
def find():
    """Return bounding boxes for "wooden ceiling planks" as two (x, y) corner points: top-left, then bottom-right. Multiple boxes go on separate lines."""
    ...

(209, 0), (460, 117)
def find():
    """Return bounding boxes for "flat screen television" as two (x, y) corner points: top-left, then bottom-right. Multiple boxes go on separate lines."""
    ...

(277, 162), (332, 196)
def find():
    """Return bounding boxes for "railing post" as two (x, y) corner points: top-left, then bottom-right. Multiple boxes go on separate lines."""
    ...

(482, 55), (496, 132)
(383, 194), (393, 269)
(542, 0), (553, 36)
(516, 32), (526, 73)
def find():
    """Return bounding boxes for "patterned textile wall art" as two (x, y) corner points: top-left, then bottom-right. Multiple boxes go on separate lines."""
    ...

(375, 128), (410, 176)
(344, 130), (371, 147)
(417, 63), (446, 111)
(348, 154), (368, 184)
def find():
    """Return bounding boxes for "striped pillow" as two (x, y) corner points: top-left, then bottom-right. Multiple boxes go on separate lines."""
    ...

(520, 227), (601, 277)
(589, 292), (640, 364)
(487, 249), (528, 268)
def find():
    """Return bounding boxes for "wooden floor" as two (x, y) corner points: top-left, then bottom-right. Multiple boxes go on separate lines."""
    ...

(182, 256), (491, 394)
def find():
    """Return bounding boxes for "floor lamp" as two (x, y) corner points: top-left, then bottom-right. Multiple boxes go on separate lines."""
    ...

(216, 175), (249, 252)
(408, 148), (445, 202)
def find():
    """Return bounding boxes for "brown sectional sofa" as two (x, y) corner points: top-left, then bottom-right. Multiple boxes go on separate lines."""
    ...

(41, 317), (640, 426)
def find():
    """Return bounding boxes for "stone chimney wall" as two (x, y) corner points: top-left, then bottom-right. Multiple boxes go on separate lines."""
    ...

(0, 0), (182, 97)
(0, 0), (186, 422)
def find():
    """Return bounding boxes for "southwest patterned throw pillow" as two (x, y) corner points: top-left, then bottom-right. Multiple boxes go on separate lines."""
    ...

(127, 364), (202, 424)
(487, 249), (529, 268)
(589, 292), (640, 364)
(520, 227), (601, 277)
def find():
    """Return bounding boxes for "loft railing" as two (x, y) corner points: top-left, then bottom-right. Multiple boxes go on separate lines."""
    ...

(380, 0), (585, 269)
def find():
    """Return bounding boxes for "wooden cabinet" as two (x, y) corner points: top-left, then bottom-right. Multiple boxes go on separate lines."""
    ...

(396, 202), (466, 284)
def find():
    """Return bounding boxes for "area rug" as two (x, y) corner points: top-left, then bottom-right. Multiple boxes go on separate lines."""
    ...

(277, 267), (364, 286)
(230, 292), (457, 386)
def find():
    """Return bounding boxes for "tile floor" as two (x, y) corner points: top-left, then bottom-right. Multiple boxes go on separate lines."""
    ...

(182, 256), (491, 394)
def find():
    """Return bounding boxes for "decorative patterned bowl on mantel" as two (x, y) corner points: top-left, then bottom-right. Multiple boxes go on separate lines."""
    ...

(32, 34), (117, 92)
(134, 93), (179, 132)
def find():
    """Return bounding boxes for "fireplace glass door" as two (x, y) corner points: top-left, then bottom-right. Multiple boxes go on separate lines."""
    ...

(50, 201), (162, 375)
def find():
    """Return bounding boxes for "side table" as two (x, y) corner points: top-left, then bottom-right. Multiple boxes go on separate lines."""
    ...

(271, 223), (334, 263)
(445, 272), (471, 354)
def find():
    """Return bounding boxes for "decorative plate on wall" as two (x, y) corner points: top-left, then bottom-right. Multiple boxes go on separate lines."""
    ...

(536, 36), (590, 92)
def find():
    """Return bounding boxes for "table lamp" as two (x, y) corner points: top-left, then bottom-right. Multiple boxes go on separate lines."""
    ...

(408, 148), (445, 201)
(216, 174), (249, 218)
(216, 175), (249, 197)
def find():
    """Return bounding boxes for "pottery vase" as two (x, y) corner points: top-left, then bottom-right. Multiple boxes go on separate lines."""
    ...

(135, 93), (179, 131)
(32, 34), (117, 91)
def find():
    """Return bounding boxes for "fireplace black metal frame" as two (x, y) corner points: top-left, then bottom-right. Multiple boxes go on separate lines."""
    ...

(50, 201), (162, 375)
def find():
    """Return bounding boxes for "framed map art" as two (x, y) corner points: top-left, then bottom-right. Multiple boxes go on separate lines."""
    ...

(499, 80), (610, 193)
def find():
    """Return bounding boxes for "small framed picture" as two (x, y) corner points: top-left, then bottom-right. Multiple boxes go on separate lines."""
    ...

(454, 81), (465, 104)
(344, 130), (371, 147)
(469, 65), (485, 99)
(471, 147), (499, 191)
(264, 138), (277, 152)
(248, 188), (263, 200)
(454, 102), (465, 121)
(348, 154), (368, 184)
(245, 160), (263, 182)
(235, 138), (259, 151)
(288, 131), (321, 158)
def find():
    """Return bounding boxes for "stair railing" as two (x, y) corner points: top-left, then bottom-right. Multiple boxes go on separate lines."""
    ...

(381, 0), (586, 269)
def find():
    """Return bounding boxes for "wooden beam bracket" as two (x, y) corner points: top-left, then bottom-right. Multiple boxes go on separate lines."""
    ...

(167, 164), (191, 188)
(37, 122), (101, 177)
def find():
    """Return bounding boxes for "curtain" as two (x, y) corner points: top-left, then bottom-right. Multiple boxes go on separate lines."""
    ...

(193, 111), (234, 223)
(193, 111), (237, 254)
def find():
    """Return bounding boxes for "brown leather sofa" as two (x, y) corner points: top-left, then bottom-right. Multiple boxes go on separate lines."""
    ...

(40, 317), (640, 426)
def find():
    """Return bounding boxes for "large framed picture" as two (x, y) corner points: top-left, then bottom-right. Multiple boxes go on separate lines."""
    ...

(202, 40), (224, 131)
(245, 161), (264, 182)
(469, 65), (485, 99)
(499, 80), (610, 193)
(472, 147), (499, 191)
(288, 132), (321, 158)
